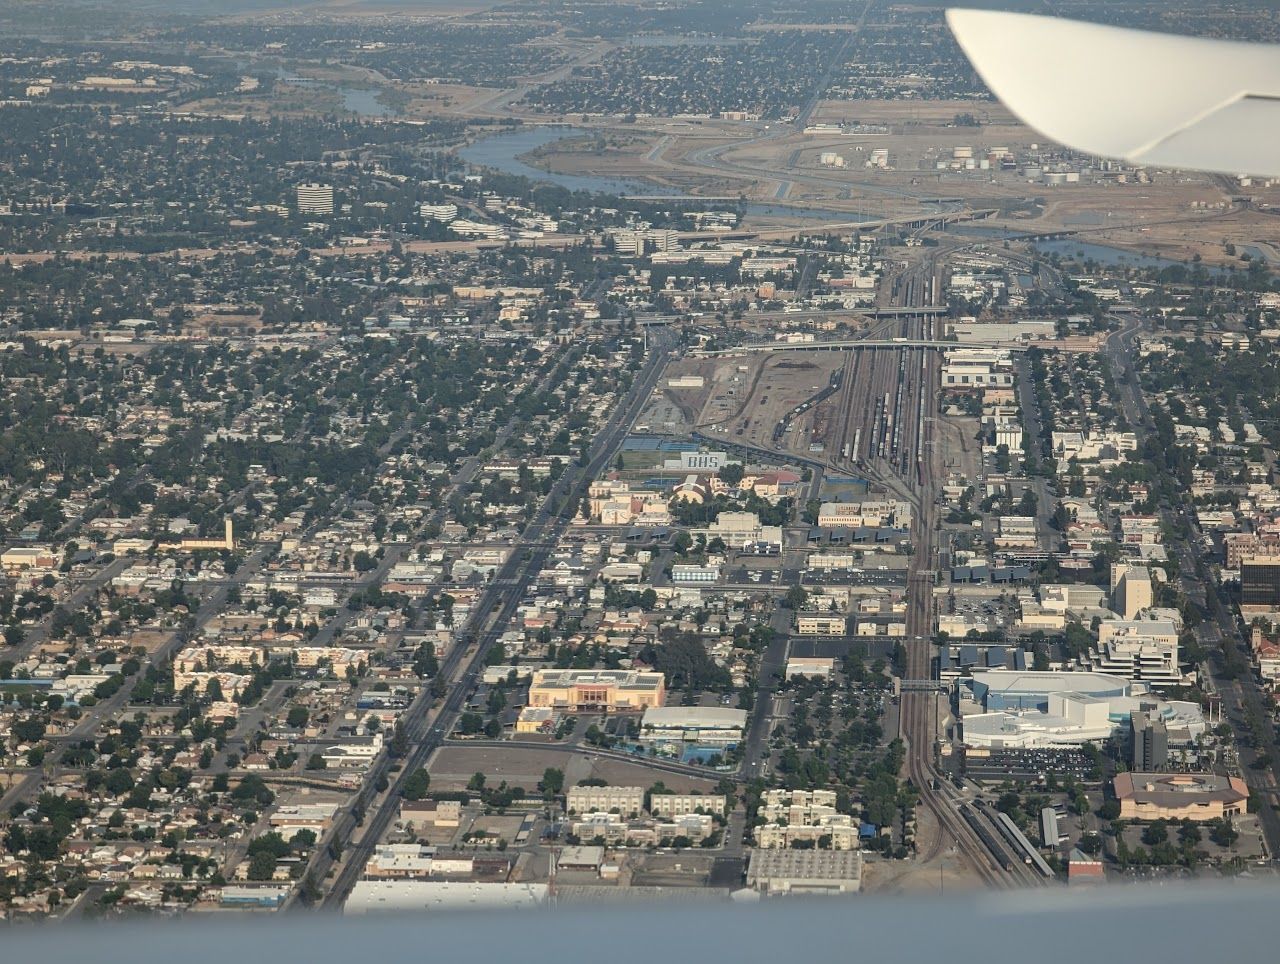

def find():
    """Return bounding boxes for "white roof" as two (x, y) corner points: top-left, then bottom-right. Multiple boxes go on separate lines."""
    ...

(948, 9), (1280, 176)
(344, 881), (548, 915)
(970, 670), (1132, 695)
(558, 845), (605, 867)
(641, 706), (748, 728)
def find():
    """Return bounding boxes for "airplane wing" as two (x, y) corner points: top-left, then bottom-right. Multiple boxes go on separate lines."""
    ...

(946, 8), (1280, 177)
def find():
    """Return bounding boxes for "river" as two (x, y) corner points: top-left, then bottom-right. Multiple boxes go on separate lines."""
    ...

(458, 126), (642, 195)
(459, 125), (875, 221)
(947, 224), (1244, 274)
(276, 69), (396, 118)
(1032, 238), (1238, 273)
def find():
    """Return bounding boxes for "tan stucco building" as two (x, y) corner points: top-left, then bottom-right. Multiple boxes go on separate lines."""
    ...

(1114, 772), (1248, 822)
(528, 669), (665, 712)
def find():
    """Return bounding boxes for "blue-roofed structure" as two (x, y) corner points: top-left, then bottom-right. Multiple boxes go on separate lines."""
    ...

(965, 670), (1131, 711)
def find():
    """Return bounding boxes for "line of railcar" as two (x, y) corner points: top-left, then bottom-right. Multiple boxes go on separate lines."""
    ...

(959, 804), (1015, 872)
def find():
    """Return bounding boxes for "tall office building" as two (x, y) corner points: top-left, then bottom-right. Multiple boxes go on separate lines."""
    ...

(1130, 708), (1168, 771)
(419, 202), (458, 222)
(296, 182), (334, 215)
(1241, 556), (1280, 608)
(1111, 563), (1153, 619)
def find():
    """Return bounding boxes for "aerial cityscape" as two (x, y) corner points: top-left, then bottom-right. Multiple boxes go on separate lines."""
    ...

(3, 0), (1280, 919)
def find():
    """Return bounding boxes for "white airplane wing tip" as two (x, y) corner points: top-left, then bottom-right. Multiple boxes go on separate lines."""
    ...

(945, 7), (1280, 176)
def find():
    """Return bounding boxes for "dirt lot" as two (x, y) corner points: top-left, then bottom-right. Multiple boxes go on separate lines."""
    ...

(936, 412), (981, 482)
(810, 99), (1021, 127)
(695, 352), (842, 456)
(861, 848), (986, 894)
(862, 775), (987, 894)
(639, 356), (723, 436)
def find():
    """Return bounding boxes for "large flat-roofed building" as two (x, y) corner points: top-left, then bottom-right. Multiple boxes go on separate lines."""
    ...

(964, 670), (1132, 712)
(555, 845), (605, 872)
(786, 656), (836, 679)
(995, 515), (1037, 549)
(220, 885), (289, 908)
(1, 546), (57, 572)
(796, 614), (847, 636)
(1085, 619), (1180, 686)
(398, 798), (462, 828)
(961, 692), (1115, 749)
(691, 511), (783, 550)
(269, 803), (337, 834)
(528, 669), (665, 712)
(1096, 618), (1179, 649)
(514, 705), (559, 734)
(941, 348), (1015, 388)
(960, 690), (1204, 752)
(816, 500), (911, 529)
(366, 844), (435, 880)
(419, 202), (458, 222)
(1087, 633), (1180, 687)
(343, 880), (547, 915)
(671, 563), (720, 585)
(1113, 772), (1248, 822)
(639, 706), (747, 747)
(746, 848), (862, 896)
(566, 785), (644, 816)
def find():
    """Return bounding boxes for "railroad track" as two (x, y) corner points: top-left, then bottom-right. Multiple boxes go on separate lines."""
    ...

(885, 252), (1046, 889)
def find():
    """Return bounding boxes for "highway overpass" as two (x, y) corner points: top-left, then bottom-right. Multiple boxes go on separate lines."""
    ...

(691, 338), (1028, 356)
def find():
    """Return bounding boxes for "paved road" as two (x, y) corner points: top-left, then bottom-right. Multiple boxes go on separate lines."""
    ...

(1013, 353), (1056, 548)
(1103, 309), (1280, 859)
(305, 331), (675, 911)
(739, 606), (793, 786)
(0, 539), (273, 815)
(440, 739), (741, 782)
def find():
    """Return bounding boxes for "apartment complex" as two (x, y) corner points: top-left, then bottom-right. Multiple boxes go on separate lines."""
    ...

(649, 793), (727, 818)
(566, 785), (644, 816)
(755, 789), (859, 850)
